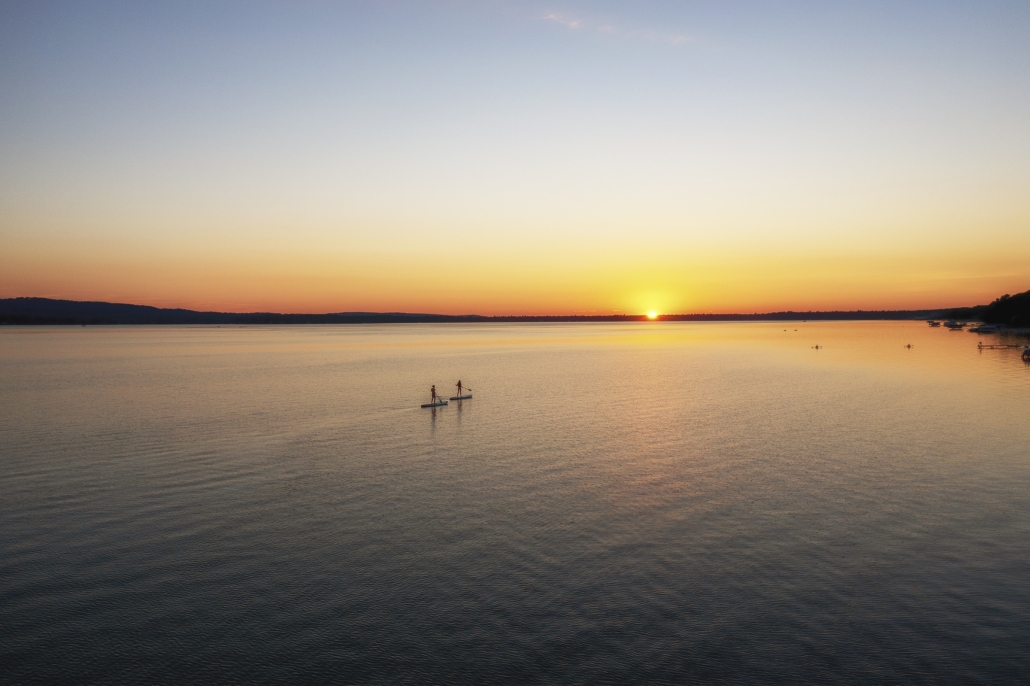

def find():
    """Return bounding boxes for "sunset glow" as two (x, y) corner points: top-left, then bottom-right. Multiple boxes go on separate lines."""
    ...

(3, 4), (1030, 678)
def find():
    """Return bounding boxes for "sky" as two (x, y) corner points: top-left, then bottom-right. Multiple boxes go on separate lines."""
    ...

(1, 0), (1029, 315)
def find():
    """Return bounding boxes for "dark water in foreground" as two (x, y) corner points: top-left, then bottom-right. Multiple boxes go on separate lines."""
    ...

(2, 322), (1029, 684)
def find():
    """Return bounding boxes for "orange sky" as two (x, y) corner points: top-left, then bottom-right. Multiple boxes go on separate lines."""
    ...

(3, 239), (1026, 315)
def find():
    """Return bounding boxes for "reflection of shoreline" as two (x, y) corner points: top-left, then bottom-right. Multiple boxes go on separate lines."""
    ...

(973, 328), (1030, 339)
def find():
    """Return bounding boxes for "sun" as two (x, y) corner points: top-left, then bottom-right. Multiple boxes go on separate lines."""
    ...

(647, 311), (658, 320)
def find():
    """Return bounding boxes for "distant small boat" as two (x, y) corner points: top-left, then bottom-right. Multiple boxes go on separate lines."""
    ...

(968, 324), (999, 333)
(927, 320), (941, 327)
(943, 320), (963, 329)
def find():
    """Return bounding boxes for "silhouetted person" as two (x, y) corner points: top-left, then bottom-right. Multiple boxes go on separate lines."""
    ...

(431, 385), (437, 404)
(456, 380), (463, 397)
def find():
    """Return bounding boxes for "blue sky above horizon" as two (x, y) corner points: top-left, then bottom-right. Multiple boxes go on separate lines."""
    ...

(2, 1), (1028, 314)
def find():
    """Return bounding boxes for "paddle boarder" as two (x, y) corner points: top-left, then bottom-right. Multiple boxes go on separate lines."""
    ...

(431, 385), (438, 404)
(455, 380), (463, 397)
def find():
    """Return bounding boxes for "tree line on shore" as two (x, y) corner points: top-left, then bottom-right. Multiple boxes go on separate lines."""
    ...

(1, 289), (1027, 326)
(946, 289), (1030, 327)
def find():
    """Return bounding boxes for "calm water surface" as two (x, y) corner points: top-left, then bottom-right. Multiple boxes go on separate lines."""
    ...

(2, 322), (1029, 684)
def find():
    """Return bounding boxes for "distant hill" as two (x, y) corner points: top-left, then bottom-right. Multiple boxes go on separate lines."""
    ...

(946, 289), (1030, 327)
(0, 298), (490, 325)
(0, 297), (947, 325)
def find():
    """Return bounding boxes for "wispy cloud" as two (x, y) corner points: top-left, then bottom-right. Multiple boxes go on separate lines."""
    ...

(540, 9), (691, 46)
(631, 29), (691, 46)
(542, 12), (582, 30)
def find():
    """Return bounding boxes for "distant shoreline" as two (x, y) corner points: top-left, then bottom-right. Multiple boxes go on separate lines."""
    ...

(0, 297), (951, 326)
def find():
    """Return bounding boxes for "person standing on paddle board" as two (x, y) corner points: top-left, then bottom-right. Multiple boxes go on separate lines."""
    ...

(431, 385), (438, 404)
(455, 380), (463, 397)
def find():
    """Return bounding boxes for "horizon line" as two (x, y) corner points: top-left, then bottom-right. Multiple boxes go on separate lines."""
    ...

(0, 296), (978, 324)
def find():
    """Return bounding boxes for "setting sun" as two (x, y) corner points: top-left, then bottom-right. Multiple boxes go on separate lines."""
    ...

(647, 311), (658, 320)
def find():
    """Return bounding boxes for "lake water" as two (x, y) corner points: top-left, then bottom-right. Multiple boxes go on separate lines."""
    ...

(2, 322), (1029, 684)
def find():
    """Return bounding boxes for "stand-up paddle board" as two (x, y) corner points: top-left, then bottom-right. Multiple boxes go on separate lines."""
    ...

(449, 394), (472, 401)
(421, 400), (448, 408)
